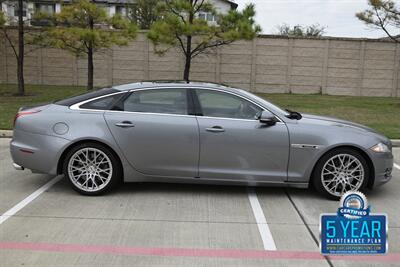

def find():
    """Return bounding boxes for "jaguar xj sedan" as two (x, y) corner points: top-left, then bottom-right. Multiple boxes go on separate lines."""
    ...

(10, 81), (393, 199)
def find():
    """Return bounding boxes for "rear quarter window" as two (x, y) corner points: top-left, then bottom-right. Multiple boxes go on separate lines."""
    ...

(55, 88), (119, 106)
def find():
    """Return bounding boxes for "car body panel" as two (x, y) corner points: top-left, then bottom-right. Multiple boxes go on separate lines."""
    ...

(104, 111), (199, 178)
(196, 117), (289, 182)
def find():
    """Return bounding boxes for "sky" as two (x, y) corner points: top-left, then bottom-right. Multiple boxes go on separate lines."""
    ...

(234, 0), (399, 38)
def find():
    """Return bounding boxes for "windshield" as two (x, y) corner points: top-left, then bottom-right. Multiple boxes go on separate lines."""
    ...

(238, 89), (290, 116)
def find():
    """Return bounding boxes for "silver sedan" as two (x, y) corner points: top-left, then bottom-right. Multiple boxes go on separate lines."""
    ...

(10, 81), (393, 199)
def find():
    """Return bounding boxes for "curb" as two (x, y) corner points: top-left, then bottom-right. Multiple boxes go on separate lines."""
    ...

(0, 130), (13, 138)
(0, 129), (399, 147)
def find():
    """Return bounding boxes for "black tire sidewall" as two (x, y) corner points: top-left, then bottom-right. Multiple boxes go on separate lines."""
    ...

(312, 148), (370, 200)
(63, 142), (122, 195)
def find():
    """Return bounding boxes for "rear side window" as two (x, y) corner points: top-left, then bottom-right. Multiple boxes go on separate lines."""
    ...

(55, 88), (118, 106)
(122, 89), (188, 115)
(80, 93), (123, 110)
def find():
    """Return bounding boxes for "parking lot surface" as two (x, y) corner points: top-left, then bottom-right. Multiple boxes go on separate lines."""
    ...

(1, 138), (399, 266)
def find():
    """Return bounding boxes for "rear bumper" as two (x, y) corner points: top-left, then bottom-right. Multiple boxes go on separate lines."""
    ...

(371, 151), (394, 187)
(10, 129), (70, 175)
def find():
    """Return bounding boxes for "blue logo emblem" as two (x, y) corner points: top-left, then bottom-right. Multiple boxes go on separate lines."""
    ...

(320, 191), (387, 255)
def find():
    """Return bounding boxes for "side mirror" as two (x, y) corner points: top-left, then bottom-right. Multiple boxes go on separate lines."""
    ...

(258, 110), (278, 126)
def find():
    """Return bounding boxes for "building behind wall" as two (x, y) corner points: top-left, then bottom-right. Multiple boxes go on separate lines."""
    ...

(0, 0), (237, 26)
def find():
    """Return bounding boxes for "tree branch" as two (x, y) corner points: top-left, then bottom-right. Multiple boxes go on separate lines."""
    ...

(374, 6), (399, 42)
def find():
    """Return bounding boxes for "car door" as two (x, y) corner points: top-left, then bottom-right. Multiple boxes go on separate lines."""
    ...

(194, 89), (289, 182)
(104, 88), (199, 178)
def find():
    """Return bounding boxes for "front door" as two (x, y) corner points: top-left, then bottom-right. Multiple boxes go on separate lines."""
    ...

(104, 88), (199, 178)
(194, 89), (289, 182)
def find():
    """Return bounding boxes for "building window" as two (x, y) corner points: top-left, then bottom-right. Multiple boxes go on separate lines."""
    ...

(116, 5), (127, 17)
(14, 9), (27, 17)
(35, 3), (55, 14)
(198, 12), (217, 22)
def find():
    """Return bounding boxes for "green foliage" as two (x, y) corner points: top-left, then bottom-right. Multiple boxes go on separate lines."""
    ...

(36, 0), (138, 57)
(147, 1), (261, 58)
(128, 0), (160, 29)
(356, 0), (399, 42)
(147, 0), (260, 80)
(0, 11), (5, 26)
(277, 24), (326, 37)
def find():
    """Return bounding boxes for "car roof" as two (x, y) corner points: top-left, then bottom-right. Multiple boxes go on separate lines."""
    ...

(112, 81), (239, 92)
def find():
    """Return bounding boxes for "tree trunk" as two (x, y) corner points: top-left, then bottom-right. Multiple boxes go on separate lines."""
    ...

(17, 0), (25, 96)
(183, 50), (191, 82)
(87, 45), (94, 90)
(183, 9), (194, 82)
(87, 17), (94, 90)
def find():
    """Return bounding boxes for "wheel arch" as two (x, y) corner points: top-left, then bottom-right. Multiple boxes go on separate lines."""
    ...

(310, 145), (375, 189)
(57, 139), (124, 177)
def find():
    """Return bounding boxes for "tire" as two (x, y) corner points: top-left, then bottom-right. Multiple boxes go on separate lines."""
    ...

(63, 142), (122, 195)
(312, 148), (370, 200)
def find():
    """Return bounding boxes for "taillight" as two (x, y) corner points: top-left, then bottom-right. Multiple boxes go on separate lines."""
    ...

(13, 109), (41, 127)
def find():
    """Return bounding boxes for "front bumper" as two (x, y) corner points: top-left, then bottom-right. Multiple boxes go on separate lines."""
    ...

(370, 151), (394, 187)
(10, 129), (70, 175)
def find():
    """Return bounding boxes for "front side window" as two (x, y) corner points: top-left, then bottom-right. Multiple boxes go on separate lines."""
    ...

(196, 90), (262, 120)
(121, 89), (188, 115)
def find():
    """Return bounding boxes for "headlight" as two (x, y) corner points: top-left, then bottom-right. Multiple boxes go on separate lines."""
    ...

(370, 143), (390, 153)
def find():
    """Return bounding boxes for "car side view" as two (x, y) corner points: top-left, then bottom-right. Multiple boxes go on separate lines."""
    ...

(10, 81), (393, 199)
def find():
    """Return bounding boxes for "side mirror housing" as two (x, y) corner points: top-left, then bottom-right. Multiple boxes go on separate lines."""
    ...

(259, 110), (278, 126)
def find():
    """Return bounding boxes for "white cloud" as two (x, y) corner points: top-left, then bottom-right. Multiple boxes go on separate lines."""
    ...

(235, 0), (396, 38)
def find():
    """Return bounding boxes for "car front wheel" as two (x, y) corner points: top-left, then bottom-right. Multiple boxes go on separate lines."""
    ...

(63, 143), (121, 195)
(312, 148), (370, 200)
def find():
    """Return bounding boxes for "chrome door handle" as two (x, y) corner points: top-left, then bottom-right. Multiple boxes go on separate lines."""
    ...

(206, 126), (225, 133)
(115, 121), (135, 128)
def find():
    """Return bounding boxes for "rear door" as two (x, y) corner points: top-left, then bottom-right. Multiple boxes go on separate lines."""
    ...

(104, 88), (199, 178)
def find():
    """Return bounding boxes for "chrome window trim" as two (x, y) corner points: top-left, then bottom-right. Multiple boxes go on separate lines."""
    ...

(69, 91), (126, 110)
(68, 86), (283, 123)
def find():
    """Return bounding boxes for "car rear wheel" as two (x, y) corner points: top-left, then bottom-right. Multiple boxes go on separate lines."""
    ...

(63, 143), (121, 195)
(312, 148), (370, 200)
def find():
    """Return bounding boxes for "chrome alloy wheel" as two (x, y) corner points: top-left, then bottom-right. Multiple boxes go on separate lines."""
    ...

(67, 148), (113, 192)
(321, 153), (365, 197)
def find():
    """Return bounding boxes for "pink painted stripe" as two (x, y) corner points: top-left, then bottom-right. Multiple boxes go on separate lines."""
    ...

(0, 242), (399, 262)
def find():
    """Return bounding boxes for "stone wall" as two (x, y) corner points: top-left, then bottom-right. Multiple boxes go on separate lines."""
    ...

(1, 31), (399, 96)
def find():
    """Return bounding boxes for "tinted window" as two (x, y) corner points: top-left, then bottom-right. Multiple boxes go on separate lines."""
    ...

(122, 89), (188, 115)
(80, 93), (123, 110)
(196, 90), (262, 120)
(55, 88), (118, 106)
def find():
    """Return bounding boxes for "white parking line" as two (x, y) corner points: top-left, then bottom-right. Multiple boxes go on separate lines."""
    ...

(247, 188), (277, 251)
(394, 163), (400, 171)
(0, 176), (61, 225)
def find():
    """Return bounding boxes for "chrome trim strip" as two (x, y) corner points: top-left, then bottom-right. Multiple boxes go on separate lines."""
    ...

(291, 144), (322, 149)
(69, 86), (283, 123)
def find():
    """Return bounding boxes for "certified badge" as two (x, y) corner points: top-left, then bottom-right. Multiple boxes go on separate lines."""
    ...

(320, 191), (388, 255)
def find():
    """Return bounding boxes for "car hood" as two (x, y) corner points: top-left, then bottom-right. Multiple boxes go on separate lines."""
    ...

(301, 114), (378, 134)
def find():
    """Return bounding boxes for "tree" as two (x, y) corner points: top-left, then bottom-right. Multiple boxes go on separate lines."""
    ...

(147, 0), (261, 82)
(38, 0), (137, 90)
(356, 0), (399, 42)
(127, 0), (160, 29)
(0, 0), (26, 96)
(276, 23), (326, 37)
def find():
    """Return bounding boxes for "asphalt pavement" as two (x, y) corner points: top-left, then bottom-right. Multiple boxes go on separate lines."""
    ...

(0, 138), (399, 267)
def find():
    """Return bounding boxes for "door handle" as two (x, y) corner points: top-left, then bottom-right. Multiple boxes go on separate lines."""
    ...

(115, 121), (135, 128)
(206, 126), (225, 133)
